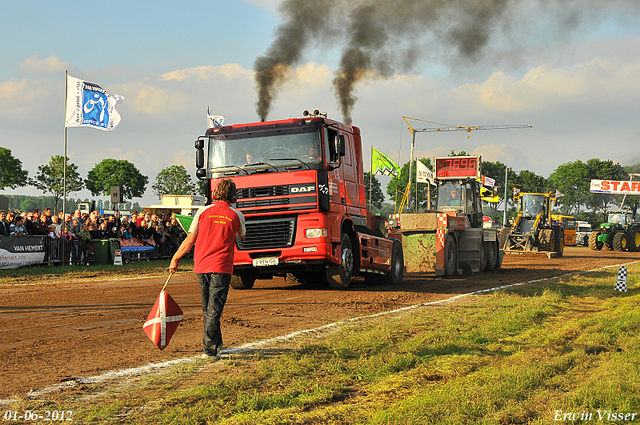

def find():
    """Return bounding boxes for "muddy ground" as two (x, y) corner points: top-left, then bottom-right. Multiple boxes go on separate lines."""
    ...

(1, 246), (638, 399)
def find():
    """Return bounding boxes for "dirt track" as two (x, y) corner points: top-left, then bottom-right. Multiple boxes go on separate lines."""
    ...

(1, 246), (638, 399)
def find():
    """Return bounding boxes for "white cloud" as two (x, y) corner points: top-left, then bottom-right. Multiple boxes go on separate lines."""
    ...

(240, 0), (281, 13)
(451, 57), (640, 114)
(19, 55), (70, 75)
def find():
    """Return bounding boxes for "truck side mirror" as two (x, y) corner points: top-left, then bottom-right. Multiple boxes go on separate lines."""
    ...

(196, 148), (205, 170)
(196, 168), (207, 180)
(195, 138), (205, 169)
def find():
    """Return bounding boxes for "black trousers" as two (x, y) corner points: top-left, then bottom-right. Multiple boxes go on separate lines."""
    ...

(197, 272), (230, 355)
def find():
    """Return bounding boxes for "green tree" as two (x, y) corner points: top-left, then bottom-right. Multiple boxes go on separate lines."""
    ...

(548, 160), (590, 214)
(386, 158), (434, 212)
(514, 169), (548, 193)
(0, 147), (29, 190)
(584, 159), (627, 213)
(86, 159), (148, 200)
(364, 172), (384, 210)
(151, 165), (196, 199)
(20, 199), (39, 212)
(30, 155), (84, 214)
(197, 180), (208, 199)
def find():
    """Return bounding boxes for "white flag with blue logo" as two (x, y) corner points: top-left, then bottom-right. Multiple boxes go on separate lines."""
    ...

(65, 75), (124, 131)
(207, 113), (224, 129)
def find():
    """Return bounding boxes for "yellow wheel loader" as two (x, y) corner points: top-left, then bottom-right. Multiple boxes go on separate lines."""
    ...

(502, 192), (565, 257)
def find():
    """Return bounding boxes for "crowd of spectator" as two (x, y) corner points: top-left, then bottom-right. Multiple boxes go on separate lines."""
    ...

(0, 207), (188, 265)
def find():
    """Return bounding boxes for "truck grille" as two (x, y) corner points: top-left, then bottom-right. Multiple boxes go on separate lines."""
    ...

(237, 216), (296, 250)
(237, 185), (289, 199)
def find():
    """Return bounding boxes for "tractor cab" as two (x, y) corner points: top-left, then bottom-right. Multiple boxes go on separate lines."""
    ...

(435, 179), (484, 229)
(513, 193), (551, 234)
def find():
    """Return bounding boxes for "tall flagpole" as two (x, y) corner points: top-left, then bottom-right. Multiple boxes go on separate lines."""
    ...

(63, 71), (68, 264)
(369, 146), (373, 211)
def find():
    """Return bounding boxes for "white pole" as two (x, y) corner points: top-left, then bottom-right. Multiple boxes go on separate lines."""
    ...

(407, 130), (415, 212)
(503, 167), (508, 226)
(63, 71), (68, 263)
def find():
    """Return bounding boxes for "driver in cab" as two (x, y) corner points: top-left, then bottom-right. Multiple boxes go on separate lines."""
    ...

(449, 189), (462, 207)
(525, 198), (543, 217)
(302, 144), (321, 161)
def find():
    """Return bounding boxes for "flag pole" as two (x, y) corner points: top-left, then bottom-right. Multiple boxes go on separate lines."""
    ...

(63, 70), (68, 264)
(369, 146), (373, 211)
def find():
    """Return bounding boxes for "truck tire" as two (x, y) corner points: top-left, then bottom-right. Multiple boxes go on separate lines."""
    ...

(589, 231), (602, 250)
(612, 232), (628, 252)
(230, 270), (257, 289)
(555, 228), (565, 257)
(629, 228), (640, 252)
(538, 228), (555, 252)
(478, 240), (487, 272)
(486, 241), (498, 270)
(498, 227), (510, 249)
(387, 241), (404, 284)
(326, 233), (354, 289)
(444, 235), (457, 277)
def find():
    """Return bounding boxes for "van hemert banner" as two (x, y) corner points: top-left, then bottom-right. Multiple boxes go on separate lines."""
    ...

(0, 236), (46, 269)
(590, 180), (640, 195)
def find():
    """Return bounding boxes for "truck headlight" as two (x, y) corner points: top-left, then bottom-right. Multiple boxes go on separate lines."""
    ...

(305, 228), (327, 238)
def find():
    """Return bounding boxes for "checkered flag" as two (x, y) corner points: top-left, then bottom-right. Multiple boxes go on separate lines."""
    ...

(615, 266), (627, 292)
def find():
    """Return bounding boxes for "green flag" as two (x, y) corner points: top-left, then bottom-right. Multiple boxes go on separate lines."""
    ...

(372, 148), (401, 177)
(175, 214), (193, 233)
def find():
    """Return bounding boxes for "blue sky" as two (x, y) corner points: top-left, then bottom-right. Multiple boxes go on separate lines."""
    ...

(1, 0), (640, 207)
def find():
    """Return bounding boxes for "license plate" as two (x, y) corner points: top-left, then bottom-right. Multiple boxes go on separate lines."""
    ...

(252, 257), (279, 267)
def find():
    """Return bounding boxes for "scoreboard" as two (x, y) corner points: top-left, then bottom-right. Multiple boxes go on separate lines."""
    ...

(434, 156), (481, 179)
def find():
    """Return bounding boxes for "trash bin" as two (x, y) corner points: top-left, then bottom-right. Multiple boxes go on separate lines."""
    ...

(108, 238), (121, 264)
(92, 239), (110, 265)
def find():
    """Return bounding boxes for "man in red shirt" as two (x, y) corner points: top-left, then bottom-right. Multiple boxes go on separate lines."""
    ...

(169, 179), (246, 357)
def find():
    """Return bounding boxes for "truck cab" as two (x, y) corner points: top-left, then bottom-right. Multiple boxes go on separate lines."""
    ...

(194, 112), (402, 289)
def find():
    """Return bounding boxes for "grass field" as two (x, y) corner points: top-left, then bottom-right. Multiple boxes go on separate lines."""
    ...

(5, 262), (640, 424)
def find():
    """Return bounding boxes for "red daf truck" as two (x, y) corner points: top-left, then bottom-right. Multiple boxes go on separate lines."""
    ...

(193, 111), (403, 289)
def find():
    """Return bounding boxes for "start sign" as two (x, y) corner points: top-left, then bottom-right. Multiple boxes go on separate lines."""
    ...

(590, 179), (640, 195)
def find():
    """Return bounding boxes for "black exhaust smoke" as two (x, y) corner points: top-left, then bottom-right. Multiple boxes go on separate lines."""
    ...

(254, 0), (636, 124)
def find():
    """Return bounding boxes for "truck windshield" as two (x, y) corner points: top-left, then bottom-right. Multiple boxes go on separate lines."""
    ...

(208, 129), (322, 170)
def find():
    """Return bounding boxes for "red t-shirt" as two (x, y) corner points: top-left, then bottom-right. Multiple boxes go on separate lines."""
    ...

(189, 201), (246, 274)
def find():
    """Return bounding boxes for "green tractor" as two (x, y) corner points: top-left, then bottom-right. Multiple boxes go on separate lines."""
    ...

(589, 210), (640, 252)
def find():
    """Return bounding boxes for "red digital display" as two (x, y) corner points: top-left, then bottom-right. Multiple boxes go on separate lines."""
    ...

(435, 156), (479, 178)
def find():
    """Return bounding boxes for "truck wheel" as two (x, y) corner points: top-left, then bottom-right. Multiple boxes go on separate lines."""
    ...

(589, 231), (602, 250)
(326, 233), (354, 289)
(478, 241), (487, 272)
(583, 235), (589, 247)
(612, 232), (628, 252)
(538, 228), (555, 252)
(555, 229), (564, 257)
(230, 270), (257, 289)
(498, 227), (510, 249)
(444, 235), (457, 277)
(387, 241), (404, 285)
(629, 228), (640, 252)
(486, 241), (497, 270)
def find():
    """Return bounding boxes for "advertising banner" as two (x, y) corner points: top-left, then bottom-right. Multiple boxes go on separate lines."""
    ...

(590, 180), (640, 195)
(0, 236), (46, 269)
